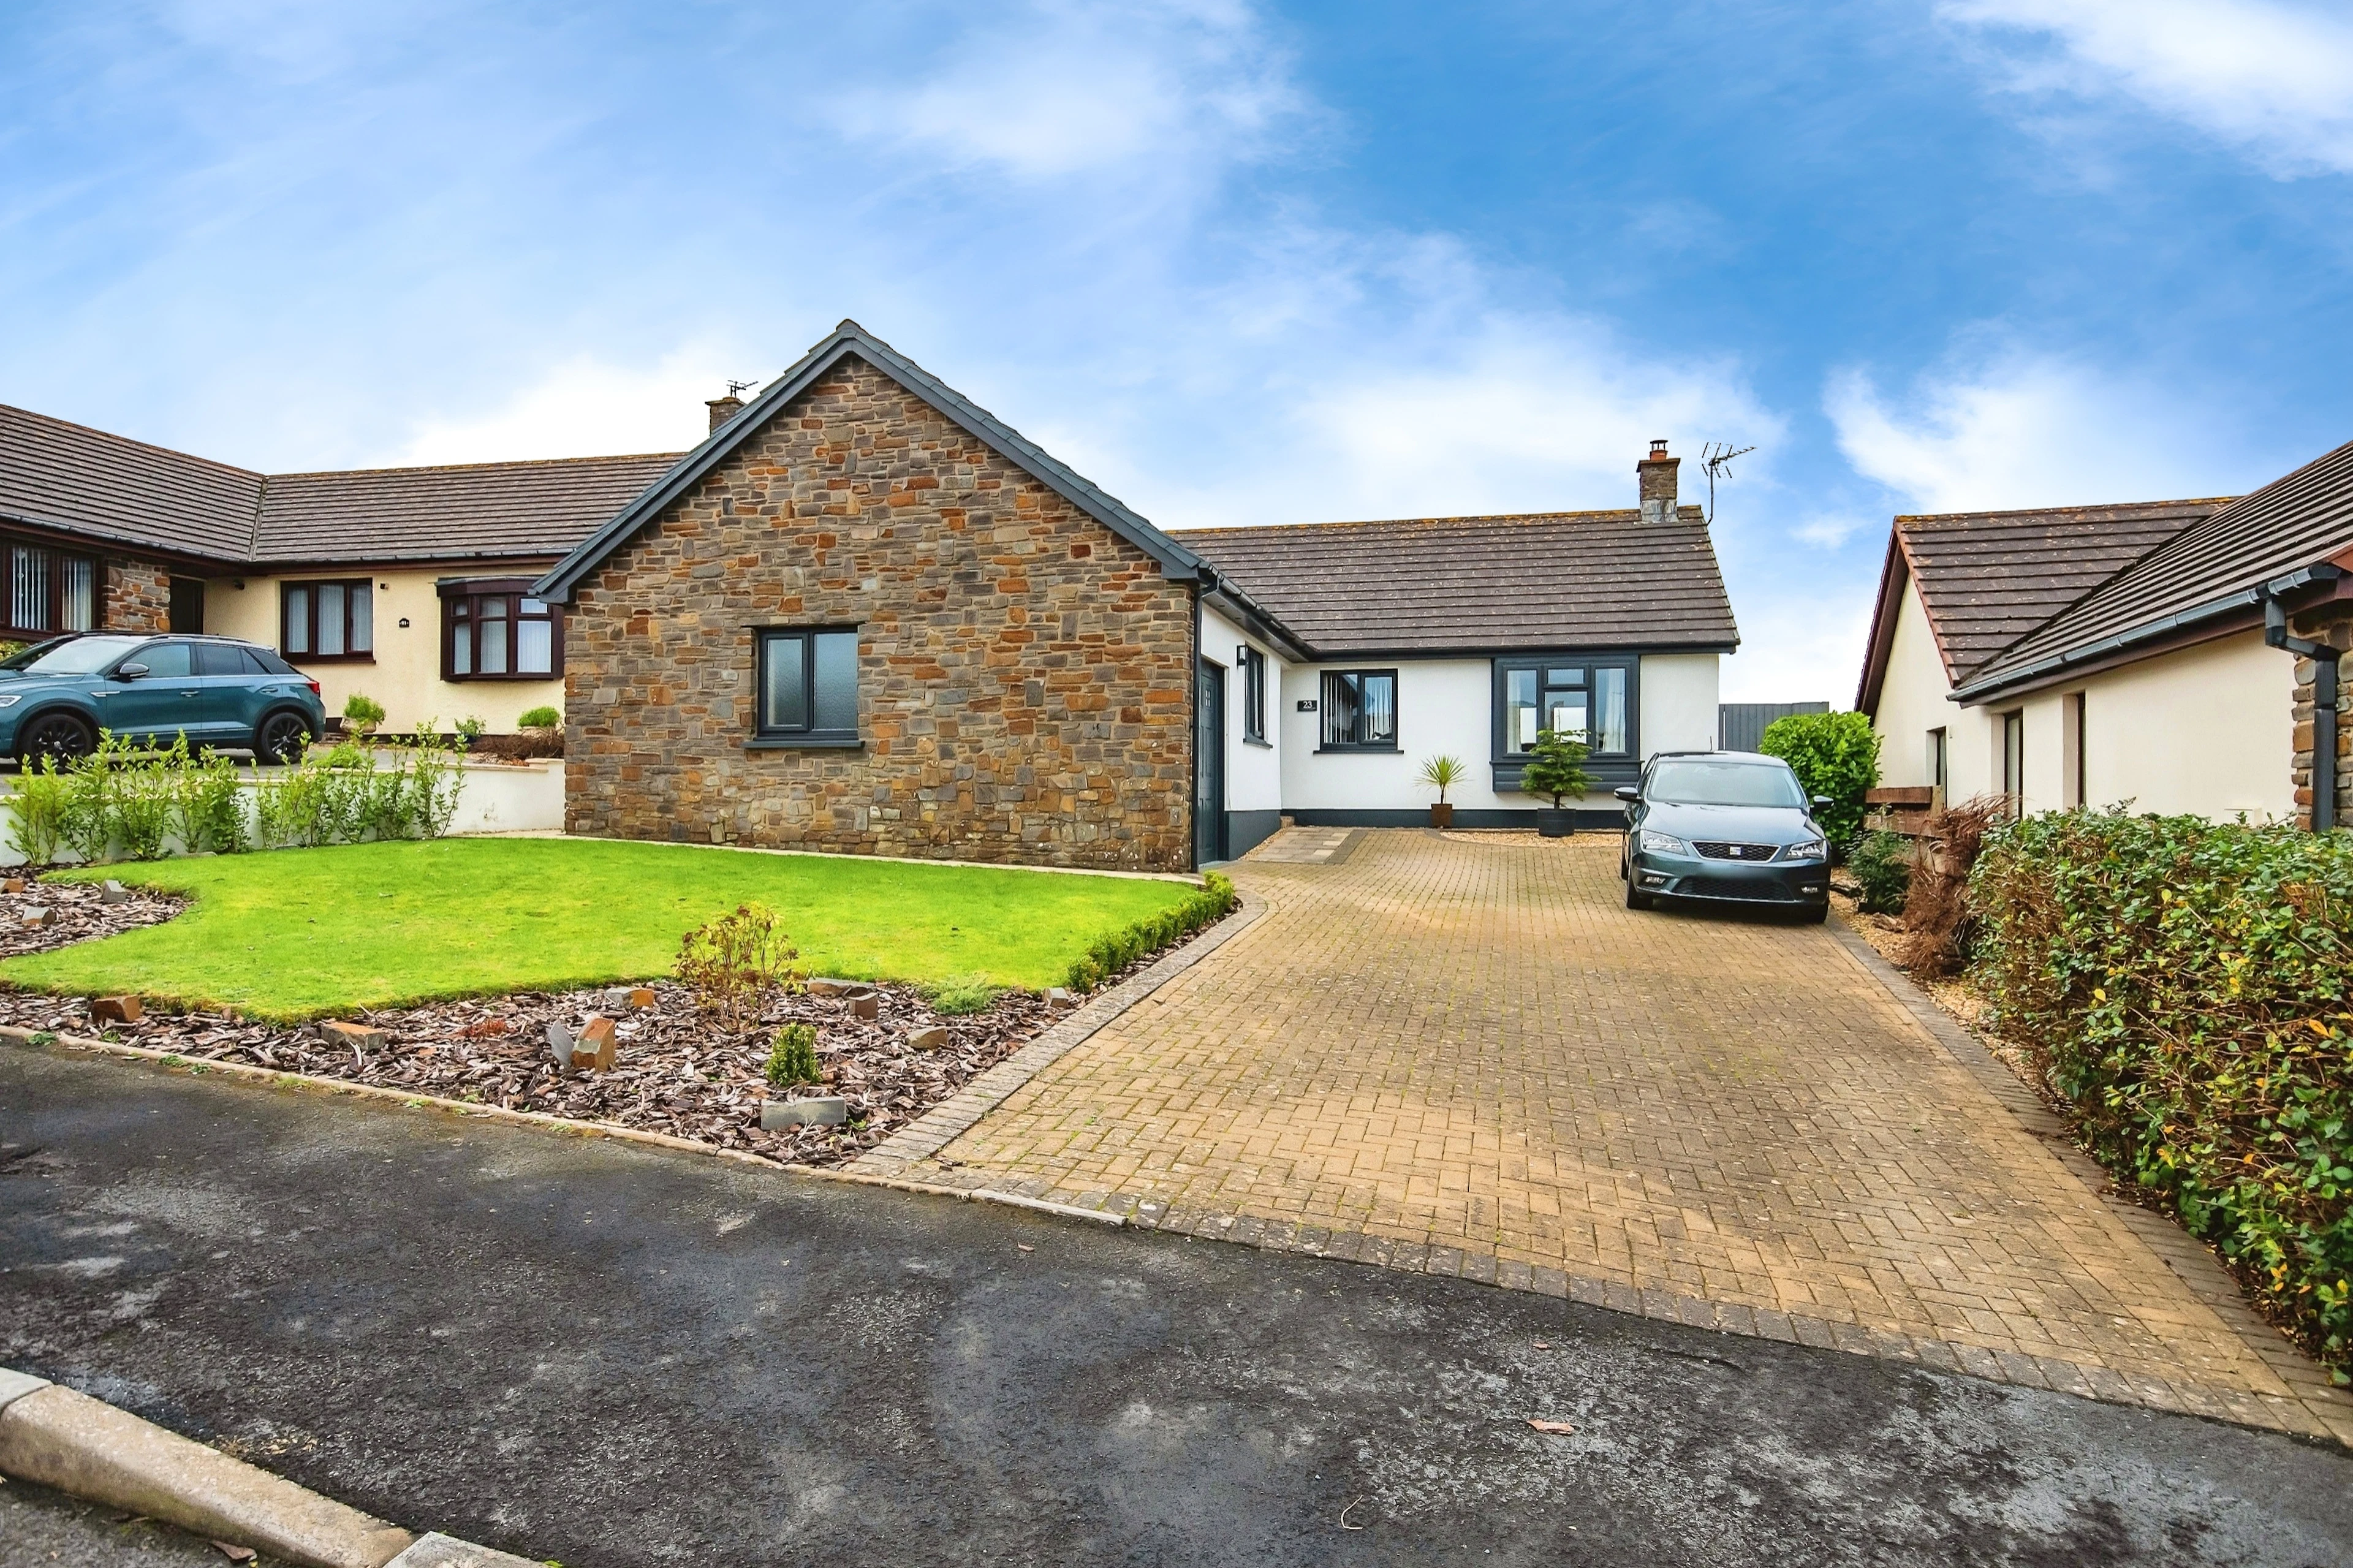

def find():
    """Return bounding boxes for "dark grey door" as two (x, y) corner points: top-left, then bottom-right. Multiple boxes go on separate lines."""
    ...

(1194, 659), (1226, 867)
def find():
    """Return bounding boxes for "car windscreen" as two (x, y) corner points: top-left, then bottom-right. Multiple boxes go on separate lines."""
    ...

(0, 636), (148, 675)
(1646, 760), (1807, 808)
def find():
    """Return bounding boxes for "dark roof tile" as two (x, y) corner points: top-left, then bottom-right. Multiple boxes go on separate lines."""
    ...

(0, 404), (262, 560)
(255, 453), (682, 566)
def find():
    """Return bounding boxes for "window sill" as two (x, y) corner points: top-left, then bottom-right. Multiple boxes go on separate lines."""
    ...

(747, 735), (864, 751)
(286, 653), (377, 665)
(1316, 745), (1400, 755)
(1241, 736), (1272, 749)
(444, 672), (560, 682)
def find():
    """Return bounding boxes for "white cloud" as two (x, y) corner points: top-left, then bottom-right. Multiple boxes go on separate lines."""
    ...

(394, 347), (741, 464)
(1718, 597), (1876, 707)
(1823, 350), (2227, 513)
(1792, 513), (1870, 550)
(1939, 0), (2353, 175)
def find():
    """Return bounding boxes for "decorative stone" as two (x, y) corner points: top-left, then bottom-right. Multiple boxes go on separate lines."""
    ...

(18, 906), (52, 930)
(89, 996), (142, 1025)
(572, 1015), (618, 1072)
(2, 877), (25, 894)
(1045, 987), (1079, 1010)
(99, 880), (130, 906)
(545, 1020), (574, 1066)
(760, 1096), (850, 1129)
(907, 1026), (950, 1050)
(806, 977), (860, 998)
(847, 993), (881, 1020)
(317, 1019), (387, 1049)
(627, 987), (657, 1010)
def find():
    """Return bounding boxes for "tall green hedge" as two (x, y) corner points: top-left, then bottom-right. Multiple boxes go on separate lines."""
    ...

(1971, 809), (2353, 1381)
(1757, 710), (1879, 846)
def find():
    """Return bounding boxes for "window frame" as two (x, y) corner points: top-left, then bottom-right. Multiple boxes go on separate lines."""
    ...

(1927, 725), (1948, 794)
(1490, 654), (1639, 762)
(2001, 708), (2025, 810)
(280, 577), (376, 664)
(0, 538), (103, 639)
(750, 625), (863, 749)
(1239, 645), (1268, 746)
(438, 578), (562, 682)
(1317, 668), (1399, 752)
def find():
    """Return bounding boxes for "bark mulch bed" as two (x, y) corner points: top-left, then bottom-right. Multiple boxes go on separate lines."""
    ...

(0, 875), (1200, 1168)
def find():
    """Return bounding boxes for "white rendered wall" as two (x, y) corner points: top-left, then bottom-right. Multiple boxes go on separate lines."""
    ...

(1638, 654), (1720, 754)
(1200, 604), (1284, 814)
(1869, 576), (1964, 789)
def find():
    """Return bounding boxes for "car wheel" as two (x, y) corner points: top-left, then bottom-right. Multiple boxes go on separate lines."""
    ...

(1625, 881), (1651, 911)
(255, 710), (314, 765)
(17, 711), (95, 767)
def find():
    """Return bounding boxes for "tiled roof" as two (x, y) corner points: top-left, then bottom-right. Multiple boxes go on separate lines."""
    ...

(0, 402), (682, 569)
(255, 454), (683, 566)
(1181, 508), (1738, 656)
(1962, 441), (2353, 696)
(1895, 498), (2229, 685)
(0, 404), (263, 561)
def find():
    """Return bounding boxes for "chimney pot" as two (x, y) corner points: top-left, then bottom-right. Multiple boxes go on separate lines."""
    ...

(1638, 439), (1680, 523)
(705, 394), (746, 434)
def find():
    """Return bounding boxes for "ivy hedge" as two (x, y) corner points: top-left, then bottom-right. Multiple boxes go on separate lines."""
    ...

(1971, 809), (2353, 1381)
(1066, 871), (1237, 993)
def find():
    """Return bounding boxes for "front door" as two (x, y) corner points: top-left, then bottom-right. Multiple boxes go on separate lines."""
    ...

(1194, 658), (1226, 867)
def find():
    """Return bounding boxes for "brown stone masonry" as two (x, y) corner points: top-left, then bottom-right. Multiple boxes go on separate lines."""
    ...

(562, 355), (1195, 870)
(2290, 604), (2353, 830)
(103, 556), (172, 633)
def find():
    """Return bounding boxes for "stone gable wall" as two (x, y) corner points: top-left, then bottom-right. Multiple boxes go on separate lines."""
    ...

(562, 356), (1196, 870)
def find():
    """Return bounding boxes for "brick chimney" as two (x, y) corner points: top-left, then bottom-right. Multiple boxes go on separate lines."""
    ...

(1639, 439), (1680, 524)
(705, 393), (746, 433)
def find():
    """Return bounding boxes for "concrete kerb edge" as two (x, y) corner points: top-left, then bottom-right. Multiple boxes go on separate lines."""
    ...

(847, 888), (1271, 1178)
(1819, 913), (2353, 1439)
(0, 1373), (542, 1567)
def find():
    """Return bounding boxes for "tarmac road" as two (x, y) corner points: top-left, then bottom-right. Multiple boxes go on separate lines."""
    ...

(4, 1042), (2350, 1567)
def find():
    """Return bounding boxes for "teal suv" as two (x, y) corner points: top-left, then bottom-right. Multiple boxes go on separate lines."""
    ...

(0, 634), (325, 765)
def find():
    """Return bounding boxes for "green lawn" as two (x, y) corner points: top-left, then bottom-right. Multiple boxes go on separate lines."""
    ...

(2, 838), (1201, 1021)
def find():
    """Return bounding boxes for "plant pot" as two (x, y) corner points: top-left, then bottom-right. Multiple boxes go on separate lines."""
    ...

(1429, 802), (1454, 828)
(1534, 808), (1576, 839)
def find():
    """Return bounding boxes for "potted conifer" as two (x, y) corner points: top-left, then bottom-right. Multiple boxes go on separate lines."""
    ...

(1521, 727), (1590, 838)
(1417, 754), (1465, 828)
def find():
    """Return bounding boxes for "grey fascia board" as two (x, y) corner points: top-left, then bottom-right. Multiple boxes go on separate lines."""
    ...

(532, 323), (1205, 601)
(1200, 582), (1312, 663)
(1950, 563), (2343, 705)
(1289, 638), (1737, 663)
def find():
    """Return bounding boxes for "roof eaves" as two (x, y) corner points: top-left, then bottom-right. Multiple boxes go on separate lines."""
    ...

(531, 321), (1206, 601)
(1950, 562), (2342, 705)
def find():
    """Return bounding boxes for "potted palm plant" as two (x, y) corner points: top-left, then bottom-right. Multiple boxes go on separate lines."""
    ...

(1418, 754), (1465, 828)
(1521, 727), (1590, 838)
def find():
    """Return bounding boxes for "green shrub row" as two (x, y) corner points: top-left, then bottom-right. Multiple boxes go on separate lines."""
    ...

(1065, 871), (1238, 993)
(1971, 809), (2353, 1380)
(7, 732), (467, 866)
(1847, 830), (1914, 915)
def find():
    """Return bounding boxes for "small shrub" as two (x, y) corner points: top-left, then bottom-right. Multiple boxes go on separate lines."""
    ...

(1417, 754), (1465, 804)
(57, 733), (123, 864)
(112, 751), (171, 862)
(921, 974), (1004, 1016)
(170, 743), (248, 854)
(455, 716), (487, 746)
(342, 692), (386, 737)
(678, 902), (802, 1034)
(1520, 728), (1590, 808)
(1757, 711), (1880, 848)
(1846, 831), (1914, 915)
(765, 1023), (820, 1088)
(7, 758), (67, 866)
(517, 705), (561, 732)
(1066, 872), (1238, 993)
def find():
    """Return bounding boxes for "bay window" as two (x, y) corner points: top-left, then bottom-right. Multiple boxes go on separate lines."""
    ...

(441, 580), (560, 680)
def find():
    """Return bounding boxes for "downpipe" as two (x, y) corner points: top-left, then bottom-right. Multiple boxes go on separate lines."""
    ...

(2266, 597), (2338, 831)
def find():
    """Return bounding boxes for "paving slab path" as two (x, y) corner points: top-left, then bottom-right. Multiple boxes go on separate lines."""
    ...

(6, 1043), (2352, 1566)
(879, 827), (2353, 1442)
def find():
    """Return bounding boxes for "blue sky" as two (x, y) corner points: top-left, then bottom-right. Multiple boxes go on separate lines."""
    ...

(5, 1), (2352, 700)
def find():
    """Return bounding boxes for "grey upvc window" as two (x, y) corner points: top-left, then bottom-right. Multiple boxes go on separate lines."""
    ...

(1240, 646), (1267, 744)
(755, 627), (860, 746)
(1319, 669), (1396, 750)
(1495, 658), (1632, 757)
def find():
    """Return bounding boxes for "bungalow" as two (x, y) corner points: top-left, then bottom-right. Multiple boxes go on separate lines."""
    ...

(1857, 436), (2353, 828)
(1, 319), (1741, 870)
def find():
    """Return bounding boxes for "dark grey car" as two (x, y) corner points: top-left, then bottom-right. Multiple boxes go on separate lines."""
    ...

(1616, 751), (1833, 921)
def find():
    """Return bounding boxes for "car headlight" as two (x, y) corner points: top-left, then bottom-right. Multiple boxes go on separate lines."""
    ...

(1784, 838), (1828, 862)
(0, 694), (21, 708)
(1639, 829), (1691, 855)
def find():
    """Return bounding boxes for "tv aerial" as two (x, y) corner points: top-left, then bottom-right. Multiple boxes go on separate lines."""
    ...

(1701, 442), (1756, 526)
(726, 379), (759, 399)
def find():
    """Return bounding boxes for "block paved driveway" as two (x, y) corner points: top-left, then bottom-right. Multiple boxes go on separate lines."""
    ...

(892, 827), (2352, 1442)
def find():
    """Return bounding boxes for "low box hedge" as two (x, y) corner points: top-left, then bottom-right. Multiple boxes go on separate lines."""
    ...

(1971, 809), (2352, 1381)
(1066, 871), (1237, 993)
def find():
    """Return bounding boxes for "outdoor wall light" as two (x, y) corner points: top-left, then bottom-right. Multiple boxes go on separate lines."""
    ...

(397, 617), (411, 629)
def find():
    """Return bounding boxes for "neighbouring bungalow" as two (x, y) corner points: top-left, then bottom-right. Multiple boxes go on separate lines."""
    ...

(1857, 436), (2353, 828)
(1, 319), (1742, 871)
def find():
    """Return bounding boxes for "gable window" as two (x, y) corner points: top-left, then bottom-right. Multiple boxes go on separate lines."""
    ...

(1239, 645), (1267, 744)
(441, 580), (559, 680)
(1496, 659), (1632, 757)
(4, 544), (98, 636)
(754, 627), (860, 746)
(1319, 669), (1396, 751)
(281, 578), (374, 661)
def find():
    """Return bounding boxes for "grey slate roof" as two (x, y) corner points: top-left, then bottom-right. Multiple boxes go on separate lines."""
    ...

(254, 454), (681, 566)
(1959, 439), (2353, 699)
(1181, 507), (1738, 657)
(0, 401), (681, 569)
(1893, 498), (2228, 686)
(535, 320), (1211, 600)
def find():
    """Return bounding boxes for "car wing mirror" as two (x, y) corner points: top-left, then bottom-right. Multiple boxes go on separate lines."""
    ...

(1613, 786), (1641, 803)
(113, 663), (149, 680)
(1811, 795), (1832, 809)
